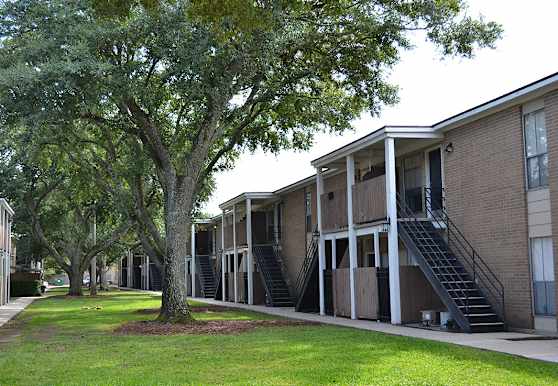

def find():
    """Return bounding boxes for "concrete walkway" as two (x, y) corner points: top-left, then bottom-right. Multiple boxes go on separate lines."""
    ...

(193, 297), (558, 364)
(0, 297), (39, 328)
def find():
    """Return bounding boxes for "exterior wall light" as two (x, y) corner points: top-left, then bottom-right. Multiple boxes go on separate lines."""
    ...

(445, 142), (454, 153)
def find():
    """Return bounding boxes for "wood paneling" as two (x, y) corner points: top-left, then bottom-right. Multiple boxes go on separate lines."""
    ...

(355, 267), (379, 319)
(253, 273), (266, 305)
(333, 268), (380, 319)
(224, 222), (247, 249)
(321, 188), (348, 232)
(224, 225), (233, 249)
(399, 266), (444, 323)
(225, 273), (234, 301)
(333, 268), (351, 317)
(352, 175), (387, 224)
(237, 272), (246, 303)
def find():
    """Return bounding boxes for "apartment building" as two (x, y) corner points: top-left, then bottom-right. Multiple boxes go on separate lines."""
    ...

(121, 71), (558, 334)
(0, 199), (14, 306)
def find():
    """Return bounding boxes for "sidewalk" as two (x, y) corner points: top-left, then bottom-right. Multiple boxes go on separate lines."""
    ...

(0, 297), (39, 328)
(193, 296), (558, 364)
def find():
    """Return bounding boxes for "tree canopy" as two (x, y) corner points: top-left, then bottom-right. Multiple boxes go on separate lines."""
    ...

(0, 0), (502, 319)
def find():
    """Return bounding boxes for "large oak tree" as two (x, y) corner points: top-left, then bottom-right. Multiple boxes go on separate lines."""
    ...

(0, 0), (502, 321)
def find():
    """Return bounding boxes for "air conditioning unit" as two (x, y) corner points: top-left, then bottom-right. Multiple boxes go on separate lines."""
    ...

(421, 310), (439, 327)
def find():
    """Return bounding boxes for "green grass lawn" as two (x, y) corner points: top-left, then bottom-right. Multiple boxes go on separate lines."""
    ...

(1, 289), (557, 385)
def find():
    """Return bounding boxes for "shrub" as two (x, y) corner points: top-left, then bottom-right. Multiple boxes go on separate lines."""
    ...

(10, 279), (42, 297)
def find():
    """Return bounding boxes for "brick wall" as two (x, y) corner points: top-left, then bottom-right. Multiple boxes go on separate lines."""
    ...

(545, 90), (558, 327)
(280, 187), (307, 284)
(444, 105), (533, 329)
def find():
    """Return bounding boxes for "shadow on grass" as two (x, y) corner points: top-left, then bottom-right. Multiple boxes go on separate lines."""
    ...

(3, 290), (558, 385)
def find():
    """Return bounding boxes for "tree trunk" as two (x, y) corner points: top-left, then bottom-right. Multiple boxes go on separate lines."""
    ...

(158, 176), (194, 323)
(68, 268), (84, 296)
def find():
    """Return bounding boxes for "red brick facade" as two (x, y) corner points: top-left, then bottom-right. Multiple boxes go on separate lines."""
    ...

(444, 106), (533, 329)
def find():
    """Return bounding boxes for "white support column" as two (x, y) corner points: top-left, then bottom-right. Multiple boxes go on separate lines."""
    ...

(374, 230), (381, 268)
(116, 257), (120, 288)
(331, 237), (337, 270)
(246, 198), (254, 305)
(221, 211), (226, 300)
(232, 205), (238, 303)
(385, 137), (401, 324)
(191, 223), (196, 297)
(316, 169), (326, 316)
(127, 250), (133, 288)
(7, 215), (10, 304)
(346, 155), (358, 320)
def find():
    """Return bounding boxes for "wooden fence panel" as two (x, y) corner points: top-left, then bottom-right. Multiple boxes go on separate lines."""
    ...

(355, 267), (379, 319)
(321, 188), (348, 232)
(400, 266), (444, 323)
(352, 175), (387, 224)
(333, 268), (351, 317)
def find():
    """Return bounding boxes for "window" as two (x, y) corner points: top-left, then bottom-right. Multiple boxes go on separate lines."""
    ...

(305, 190), (312, 233)
(524, 109), (548, 189)
(531, 237), (556, 316)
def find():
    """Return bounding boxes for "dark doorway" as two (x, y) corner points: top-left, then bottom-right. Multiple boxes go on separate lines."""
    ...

(428, 148), (443, 211)
(377, 268), (391, 322)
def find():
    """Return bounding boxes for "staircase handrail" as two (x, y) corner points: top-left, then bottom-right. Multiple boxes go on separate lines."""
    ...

(294, 226), (319, 298)
(423, 187), (505, 322)
(194, 254), (216, 297)
(396, 193), (473, 315)
(252, 245), (275, 305)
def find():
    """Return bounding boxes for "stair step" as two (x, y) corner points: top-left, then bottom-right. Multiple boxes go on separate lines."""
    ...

(432, 265), (463, 269)
(464, 313), (496, 317)
(447, 288), (478, 292)
(458, 304), (491, 308)
(442, 280), (473, 284)
(470, 322), (504, 326)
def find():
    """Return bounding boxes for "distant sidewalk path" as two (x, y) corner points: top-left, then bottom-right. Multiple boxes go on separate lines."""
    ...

(0, 297), (39, 328)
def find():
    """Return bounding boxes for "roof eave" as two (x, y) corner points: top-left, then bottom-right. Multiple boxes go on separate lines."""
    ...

(218, 192), (276, 210)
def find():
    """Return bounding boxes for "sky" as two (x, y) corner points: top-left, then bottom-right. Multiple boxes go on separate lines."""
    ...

(203, 0), (558, 215)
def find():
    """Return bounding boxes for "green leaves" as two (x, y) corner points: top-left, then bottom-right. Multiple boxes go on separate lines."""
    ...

(0, 0), (502, 268)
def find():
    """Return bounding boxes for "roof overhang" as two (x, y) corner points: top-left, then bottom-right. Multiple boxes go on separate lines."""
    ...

(311, 126), (441, 168)
(218, 192), (277, 210)
(273, 175), (316, 195)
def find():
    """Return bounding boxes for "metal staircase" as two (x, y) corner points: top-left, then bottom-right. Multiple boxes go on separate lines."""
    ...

(294, 230), (319, 312)
(252, 245), (294, 307)
(149, 263), (162, 291)
(196, 255), (217, 298)
(397, 189), (505, 333)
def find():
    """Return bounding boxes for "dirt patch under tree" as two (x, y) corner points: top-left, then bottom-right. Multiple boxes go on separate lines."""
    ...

(135, 305), (237, 314)
(114, 319), (319, 336)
